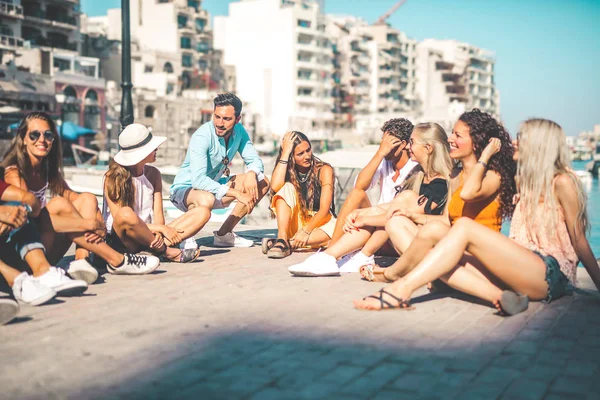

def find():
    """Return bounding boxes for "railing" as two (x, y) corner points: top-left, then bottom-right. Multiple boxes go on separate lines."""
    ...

(0, 34), (24, 49)
(0, 1), (23, 17)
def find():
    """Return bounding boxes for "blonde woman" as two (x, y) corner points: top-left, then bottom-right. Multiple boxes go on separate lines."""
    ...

(103, 124), (203, 263)
(355, 118), (600, 314)
(288, 122), (454, 277)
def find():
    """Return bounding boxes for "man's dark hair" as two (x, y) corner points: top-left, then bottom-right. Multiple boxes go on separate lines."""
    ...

(381, 118), (414, 142)
(214, 93), (243, 118)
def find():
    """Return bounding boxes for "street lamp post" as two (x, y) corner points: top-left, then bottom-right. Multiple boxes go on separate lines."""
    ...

(120, 0), (134, 131)
(55, 93), (66, 139)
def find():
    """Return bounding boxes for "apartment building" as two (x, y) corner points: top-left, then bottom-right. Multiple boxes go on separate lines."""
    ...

(365, 23), (418, 116)
(20, 0), (81, 52)
(416, 39), (500, 130)
(327, 16), (373, 129)
(214, 0), (334, 137)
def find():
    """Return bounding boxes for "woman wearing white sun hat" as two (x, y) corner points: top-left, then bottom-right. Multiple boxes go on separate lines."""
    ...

(103, 124), (204, 263)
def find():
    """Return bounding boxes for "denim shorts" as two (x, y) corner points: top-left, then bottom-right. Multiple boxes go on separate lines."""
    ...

(535, 251), (569, 303)
(169, 184), (226, 212)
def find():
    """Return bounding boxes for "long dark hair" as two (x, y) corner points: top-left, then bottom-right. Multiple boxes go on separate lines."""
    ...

(1, 111), (64, 195)
(273, 131), (333, 222)
(458, 109), (517, 220)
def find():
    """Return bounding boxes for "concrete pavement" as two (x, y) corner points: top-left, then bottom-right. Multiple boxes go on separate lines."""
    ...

(1, 223), (599, 400)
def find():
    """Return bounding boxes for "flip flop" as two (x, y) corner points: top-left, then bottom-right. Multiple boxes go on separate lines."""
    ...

(497, 291), (529, 316)
(359, 288), (414, 311)
(162, 248), (201, 263)
(359, 264), (393, 283)
(267, 239), (291, 259)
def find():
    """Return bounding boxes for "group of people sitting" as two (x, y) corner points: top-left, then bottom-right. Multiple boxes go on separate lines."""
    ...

(0, 92), (598, 326)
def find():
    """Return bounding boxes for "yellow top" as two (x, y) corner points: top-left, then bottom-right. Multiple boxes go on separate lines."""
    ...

(448, 171), (502, 232)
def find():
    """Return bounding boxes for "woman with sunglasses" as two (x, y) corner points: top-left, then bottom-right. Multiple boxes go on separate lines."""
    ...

(288, 122), (454, 276)
(102, 124), (203, 263)
(2, 112), (160, 281)
(354, 118), (600, 314)
(262, 131), (336, 258)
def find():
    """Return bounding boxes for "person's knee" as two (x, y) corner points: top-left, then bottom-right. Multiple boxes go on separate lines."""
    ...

(114, 206), (138, 226)
(77, 192), (98, 208)
(392, 190), (418, 207)
(46, 196), (74, 215)
(190, 191), (215, 209)
(452, 217), (473, 234)
(385, 215), (411, 232)
(419, 220), (449, 241)
(349, 188), (367, 199)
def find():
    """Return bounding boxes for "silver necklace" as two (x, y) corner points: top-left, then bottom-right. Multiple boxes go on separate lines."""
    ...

(298, 171), (309, 183)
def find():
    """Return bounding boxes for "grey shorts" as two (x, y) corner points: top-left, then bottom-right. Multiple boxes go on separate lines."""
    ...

(169, 186), (225, 213)
(535, 251), (569, 303)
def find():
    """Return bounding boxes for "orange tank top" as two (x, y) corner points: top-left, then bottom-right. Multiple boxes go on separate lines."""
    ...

(448, 172), (501, 231)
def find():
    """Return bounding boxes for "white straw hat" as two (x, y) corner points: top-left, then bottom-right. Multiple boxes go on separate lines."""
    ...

(113, 124), (166, 166)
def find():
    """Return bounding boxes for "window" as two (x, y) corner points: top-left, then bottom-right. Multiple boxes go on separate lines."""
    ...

(297, 69), (312, 80)
(144, 65), (153, 73)
(177, 15), (188, 28)
(187, 0), (199, 11)
(297, 19), (311, 28)
(144, 105), (155, 118)
(195, 18), (205, 33)
(180, 36), (192, 49)
(196, 42), (209, 53)
(182, 54), (193, 68)
(163, 62), (174, 73)
(166, 84), (174, 95)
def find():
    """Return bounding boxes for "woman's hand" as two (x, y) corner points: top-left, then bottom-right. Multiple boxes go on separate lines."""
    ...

(0, 205), (27, 229)
(84, 219), (106, 244)
(161, 225), (184, 247)
(290, 228), (310, 249)
(480, 138), (502, 163)
(344, 212), (365, 232)
(150, 233), (165, 250)
(281, 131), (297, 158)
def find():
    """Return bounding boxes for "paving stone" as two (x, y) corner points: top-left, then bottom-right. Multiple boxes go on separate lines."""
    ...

(501, 378), (548, 400)
(549, 376), (593, 396)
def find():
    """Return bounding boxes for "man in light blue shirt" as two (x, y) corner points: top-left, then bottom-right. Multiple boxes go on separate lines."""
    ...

(170, 93), (270, 247)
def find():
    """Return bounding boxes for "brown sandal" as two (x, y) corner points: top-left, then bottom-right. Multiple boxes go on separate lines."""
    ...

(261, 238), (276, 254)
(359, 264), (393, 283)
(267, 239), (291, 259)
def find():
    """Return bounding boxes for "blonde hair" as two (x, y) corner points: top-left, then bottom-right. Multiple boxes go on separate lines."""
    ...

(104, 160), (135, 208)
(517, 118), (588, 236)
(401, 122), (454, 196)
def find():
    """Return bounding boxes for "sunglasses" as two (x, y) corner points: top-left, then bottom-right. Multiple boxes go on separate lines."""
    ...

(409, 138), (427, 147)
(28, 130), (55, 143)
(222, 156), (230, 177)
(516, 132), (521, 141)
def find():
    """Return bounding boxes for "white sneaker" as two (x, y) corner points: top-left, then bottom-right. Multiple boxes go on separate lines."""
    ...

(67, 258), (99, 284)
(288, 252), (340, 277)
(213, 231), (254, 248)
(0, 299), (19, 325)
(35, 267), (88, 297)
(337, 250), (375, 273)
(12, 272), (56, 306)
(107, 253), (160, 275)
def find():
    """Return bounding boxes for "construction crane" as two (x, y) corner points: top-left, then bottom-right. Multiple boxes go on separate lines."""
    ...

(374, 0), (408, 25)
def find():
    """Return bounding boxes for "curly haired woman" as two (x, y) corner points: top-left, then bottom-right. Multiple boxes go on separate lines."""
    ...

(262, 131), (336, 258)
(361, 109), (517, 283)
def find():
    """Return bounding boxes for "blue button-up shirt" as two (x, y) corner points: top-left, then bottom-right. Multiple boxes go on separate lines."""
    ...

(170, 121), (265, 200)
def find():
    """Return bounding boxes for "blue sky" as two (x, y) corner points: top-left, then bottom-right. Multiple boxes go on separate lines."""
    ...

(82, 0), (600, 136)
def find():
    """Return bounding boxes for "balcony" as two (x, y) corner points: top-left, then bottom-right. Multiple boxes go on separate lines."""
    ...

(0, 34), (24, 51)
(0, 1), (23, 19)
(24, 10), (77, 31)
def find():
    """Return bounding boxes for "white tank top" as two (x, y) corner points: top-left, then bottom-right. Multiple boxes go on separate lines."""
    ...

(104, 173), (155, 233)
(4, 166), (48, 207)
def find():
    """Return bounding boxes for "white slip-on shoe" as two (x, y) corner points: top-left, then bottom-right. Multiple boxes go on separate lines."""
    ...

(288, 251), (340, 277)
(0, 299), (19, 325)
(107, 253), (160, 275)
(338, 251), (375, 273)
(35, 267), (88, 297)
(213, 231), (254, 248)
(67, 258), (99, 284)
(12, 272), (56, 306)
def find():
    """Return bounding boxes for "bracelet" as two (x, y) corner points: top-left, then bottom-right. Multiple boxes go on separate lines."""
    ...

(278, 159), (288, 164)
(477, 160), (488, 168)
(301, 228), (311, 235)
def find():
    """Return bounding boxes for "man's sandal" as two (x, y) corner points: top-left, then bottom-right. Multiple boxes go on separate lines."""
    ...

(267, 239), (291, 259)
(361, 288), (414, 311)
(261, 238), (276, 255)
